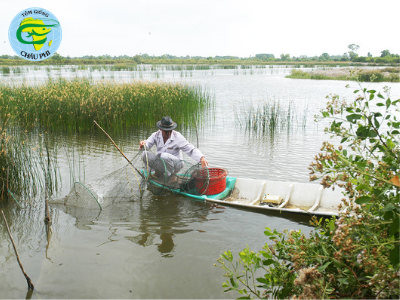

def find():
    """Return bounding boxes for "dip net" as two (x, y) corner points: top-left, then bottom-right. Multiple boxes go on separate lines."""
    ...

(62, 148), (228, 209)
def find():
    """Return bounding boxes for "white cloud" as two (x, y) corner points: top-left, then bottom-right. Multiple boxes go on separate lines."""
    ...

(1, 0), (399, 57)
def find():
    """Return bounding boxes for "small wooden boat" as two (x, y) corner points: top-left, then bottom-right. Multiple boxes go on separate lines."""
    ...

(147, 173), (347, 216)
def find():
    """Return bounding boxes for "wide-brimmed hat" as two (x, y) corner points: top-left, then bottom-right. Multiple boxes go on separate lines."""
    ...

(157, 116), (177, 131)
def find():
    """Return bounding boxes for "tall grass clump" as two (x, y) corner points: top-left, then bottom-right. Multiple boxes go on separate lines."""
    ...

(0, 78), (212, 132)
(1, 67), (11, 74)
(0, 116), (58, 202)
(235, 99), (308, 136)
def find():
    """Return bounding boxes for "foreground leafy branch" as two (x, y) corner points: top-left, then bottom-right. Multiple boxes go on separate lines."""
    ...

(216, 83), (399, 299)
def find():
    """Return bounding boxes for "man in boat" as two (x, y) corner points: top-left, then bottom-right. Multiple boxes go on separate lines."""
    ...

(139, 116), (208, 182)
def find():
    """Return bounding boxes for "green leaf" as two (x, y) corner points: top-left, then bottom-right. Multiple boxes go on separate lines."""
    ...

(346, 114), (362, 123)
(262, 259), (275, 266)
(257, 277), (270, 285)
(321, 244), (329, 256)
(230, 277), (238, 289)
(392, 121), (400, 128)
(389, 244), (399, 266)
(317, 261), (332, 272)
(338, 277), (349, 285)
(279, 285), (293, 298)
(329, 219), (336, 232)
(356, 126), (377, 139)
(264, 229), (274, 236)
(386, 98), (392, 108)
(374, 117), (380, 128)
(390, 216), (399, 236)
(260, 251), (272, 259)
(221, 251), (233, 262)
(355, 196), (371, 204)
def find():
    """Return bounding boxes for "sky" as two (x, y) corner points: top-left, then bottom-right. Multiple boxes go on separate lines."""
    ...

(0, 0), (399, 58)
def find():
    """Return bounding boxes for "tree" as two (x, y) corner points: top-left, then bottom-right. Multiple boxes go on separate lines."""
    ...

(133, 55), (143, 64)
(319, 53), (330, 61)
(280, 54), (290, 61)
(348, 44), (360, 60)
(341, 52), (350, 61)
(381, 49), (391, 57)
(255, 54), (275, 60)
(51, 52), (62, 61)
(348, 44), (360, 52)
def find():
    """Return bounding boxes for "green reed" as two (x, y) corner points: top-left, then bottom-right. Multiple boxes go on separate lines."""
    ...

(0, 78), (212, 132)
(235, 99), (309, 136)
(1, 67), (11, 74)
(0, 118), (59, 201)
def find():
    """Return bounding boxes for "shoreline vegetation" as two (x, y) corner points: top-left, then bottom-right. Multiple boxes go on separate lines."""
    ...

(0, 50), (400, 66)
(286, 67), (400, 82)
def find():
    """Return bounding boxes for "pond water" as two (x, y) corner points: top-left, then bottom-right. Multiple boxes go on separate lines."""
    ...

(1, 65), (399, 299)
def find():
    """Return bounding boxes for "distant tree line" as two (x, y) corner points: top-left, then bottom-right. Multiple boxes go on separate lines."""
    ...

(255, 47), (400, 64)
(0, 46), (399, 65)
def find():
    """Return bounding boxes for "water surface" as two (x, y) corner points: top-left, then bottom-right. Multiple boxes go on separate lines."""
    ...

(1, 65), (399, 298)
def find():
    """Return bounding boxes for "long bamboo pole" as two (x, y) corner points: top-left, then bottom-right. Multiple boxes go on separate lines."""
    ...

(1, 210), (34, 290)
(44, 186), (51, 224)
(93, 120), (144, 179)
(192, 113), (199, 148)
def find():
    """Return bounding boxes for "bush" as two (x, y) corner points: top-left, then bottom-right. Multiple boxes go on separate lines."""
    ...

(217, 84), (400, 299)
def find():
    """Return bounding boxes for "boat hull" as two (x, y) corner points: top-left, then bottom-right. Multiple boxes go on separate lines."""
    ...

(146, 173), (346, 216)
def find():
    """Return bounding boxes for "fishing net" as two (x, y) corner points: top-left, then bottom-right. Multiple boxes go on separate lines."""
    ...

(63, 151), (146, 209)
(62, 147), (229, 209)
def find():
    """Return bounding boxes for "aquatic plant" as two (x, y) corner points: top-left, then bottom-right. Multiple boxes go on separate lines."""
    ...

(0, 117), (58, 201)
(0, 78), (212, 132)
(12, 67), (24, 74)
(235, 99), (309, 137)
(1, 67), (11, 74)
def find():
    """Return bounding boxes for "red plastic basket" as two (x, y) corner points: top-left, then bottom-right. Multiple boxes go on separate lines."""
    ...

(193, 168), (227, 195)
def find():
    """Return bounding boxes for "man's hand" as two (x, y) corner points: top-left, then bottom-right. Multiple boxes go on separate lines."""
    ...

(139, 141), (146, 149)
(200, 156), (208, 168)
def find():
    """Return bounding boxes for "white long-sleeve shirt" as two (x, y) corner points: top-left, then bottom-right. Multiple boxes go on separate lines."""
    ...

(145, 130), (204, 163)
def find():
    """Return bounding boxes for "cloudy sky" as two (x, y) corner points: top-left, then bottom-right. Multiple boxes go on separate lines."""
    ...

(1, 0), (399, 58)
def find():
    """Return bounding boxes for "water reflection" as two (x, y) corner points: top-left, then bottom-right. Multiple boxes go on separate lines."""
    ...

(57, 191), (211, 258)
